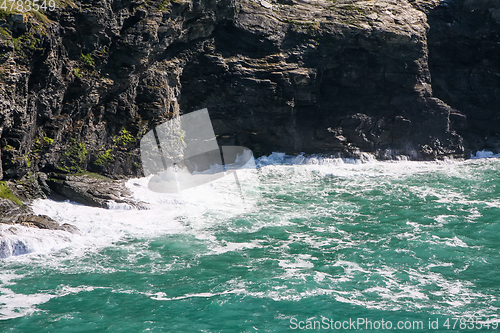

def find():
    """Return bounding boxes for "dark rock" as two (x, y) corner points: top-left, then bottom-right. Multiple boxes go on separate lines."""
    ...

(0, 197), (18, 214)
(0, 128), (2, 180)
(0, 182), (80, 233)
(14, 214), (80, 233)
(0, 0), (498, 187)
(45, 173), (147, 209)
(427, 0), (500, 155)
(0, 200), (80, 233)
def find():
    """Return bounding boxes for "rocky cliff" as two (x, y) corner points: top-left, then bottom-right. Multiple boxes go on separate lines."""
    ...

(0, 0), (499, 206)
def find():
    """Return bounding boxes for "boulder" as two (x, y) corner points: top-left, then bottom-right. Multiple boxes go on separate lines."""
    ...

(45, 173), (147, 209)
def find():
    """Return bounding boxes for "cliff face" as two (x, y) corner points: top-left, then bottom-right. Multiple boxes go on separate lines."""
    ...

(0, 0), (499, 181)
(427, 0), (500, 154)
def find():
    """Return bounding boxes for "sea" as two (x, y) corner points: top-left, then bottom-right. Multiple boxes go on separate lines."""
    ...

(1, 151), (500, 332)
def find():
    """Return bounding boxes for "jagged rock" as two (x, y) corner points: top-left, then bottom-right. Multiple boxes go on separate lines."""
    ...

(45, 173), (147, 209)
(426, 0), (500, 156)
(0, 197), (80, 233)
(0, 0), (499, 184)
(0, 178), (81, 232)
(14, 214), (80, 233)
(0, 197), (18, 214)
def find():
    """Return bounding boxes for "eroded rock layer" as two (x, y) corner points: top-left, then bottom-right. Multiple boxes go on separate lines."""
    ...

(0, 0), (499, 184)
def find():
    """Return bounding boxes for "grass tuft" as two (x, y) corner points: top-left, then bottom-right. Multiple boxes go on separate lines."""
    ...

(0, 181), (23, 206)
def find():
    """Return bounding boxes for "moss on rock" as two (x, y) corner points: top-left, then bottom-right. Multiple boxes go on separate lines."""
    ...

(0, 181), (23, 206)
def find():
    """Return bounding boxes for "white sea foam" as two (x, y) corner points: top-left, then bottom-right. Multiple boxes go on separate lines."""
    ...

(1, 151), (500, 322)
(0, 224), (75, 258)
(0, 286), (55, 320)
(1, 149), (494, 258)
(0, 167), (261, 259)
(0, 172), (262, 319)
(3, 150), (491, 260)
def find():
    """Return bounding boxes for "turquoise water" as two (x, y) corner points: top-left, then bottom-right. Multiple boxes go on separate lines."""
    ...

(1, 156), (500, 332)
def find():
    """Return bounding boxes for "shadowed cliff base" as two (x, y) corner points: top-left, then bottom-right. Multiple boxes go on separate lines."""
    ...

(427, 0), (500, 156)
(0, 0), (498, 186)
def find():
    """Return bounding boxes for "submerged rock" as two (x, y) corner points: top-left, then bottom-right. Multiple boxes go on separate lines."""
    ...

(0, 196), (80, 233)
(0, 173), (147, 233)
(12, 214), (80, 233)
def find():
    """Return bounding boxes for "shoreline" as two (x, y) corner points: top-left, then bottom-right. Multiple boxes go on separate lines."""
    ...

(0, 150), (493, 234)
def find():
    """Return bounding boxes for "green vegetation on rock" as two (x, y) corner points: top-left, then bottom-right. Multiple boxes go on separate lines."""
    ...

(80, 53), (95, 67)
(156, 0), (184, 9)
(13, 36), (21, 51)
(43, 135), (54, 145)
(0, 8), (46, 25)
(0, 8), (16, 20)
(64, 171), (112, 181)
(60, 138), (88, 173)
(157, 0), (171, 10)
(3, 144), (14, 152)
(113, 129), (135, 147)
(73, 67), (82, 78)
(33, 134), (54, 154)
(0, 27), (10, 37)
(11, 32), (43, 55)
(0, 181), (23, 206)
(32, 11), (51, 24)
(94, 149), (115, 166)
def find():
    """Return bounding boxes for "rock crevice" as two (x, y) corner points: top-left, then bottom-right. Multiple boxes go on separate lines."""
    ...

(0, 0), (498, 209)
